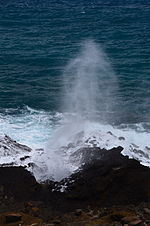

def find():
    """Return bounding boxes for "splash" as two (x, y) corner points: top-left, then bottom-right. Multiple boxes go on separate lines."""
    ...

(62, 40), (118, 123)
(45, 40), (150, 181)
(0, 41), (149, 182)
(45, 40), (119, 180)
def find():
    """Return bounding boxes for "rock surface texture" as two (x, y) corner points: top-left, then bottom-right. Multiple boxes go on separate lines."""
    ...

(0, 147), (150, 225)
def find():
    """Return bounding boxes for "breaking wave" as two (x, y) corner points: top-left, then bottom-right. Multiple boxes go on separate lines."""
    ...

(0, 107), (150, 181)
(0, 41), (149, 181)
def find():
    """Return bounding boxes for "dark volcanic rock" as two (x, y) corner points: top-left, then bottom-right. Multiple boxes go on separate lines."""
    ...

(0, 147), (150, 215)
(0, 135), (31, 157)
(0, 167), (41, 203)
(54, 147), (150, 210)
(70, 146), (124, 166)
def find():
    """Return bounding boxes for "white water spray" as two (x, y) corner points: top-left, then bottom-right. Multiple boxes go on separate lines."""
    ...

(63, 40), (118, 122)
(45, 40), (150, 181)
(0, 41), (149, 182)
(45, 40), (120, 180)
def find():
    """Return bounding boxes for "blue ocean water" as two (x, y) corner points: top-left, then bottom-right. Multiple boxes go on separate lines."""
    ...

(0, 0), (150, 148)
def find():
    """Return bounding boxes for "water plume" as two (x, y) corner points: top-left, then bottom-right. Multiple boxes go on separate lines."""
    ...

(45, 40), (120, 180)
(62, 40), (118, 123)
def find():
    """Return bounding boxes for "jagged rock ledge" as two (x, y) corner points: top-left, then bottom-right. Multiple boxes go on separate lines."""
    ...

(0, 146), (150, 225)
(0, 135), (31, 157)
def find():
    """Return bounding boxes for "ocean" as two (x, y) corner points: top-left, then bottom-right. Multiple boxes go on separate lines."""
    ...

(0, 0), (150, 181)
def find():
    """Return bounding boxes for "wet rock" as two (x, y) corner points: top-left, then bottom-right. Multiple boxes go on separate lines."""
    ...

(1, 146), (150, 226)
(118, 137), (125, 140)
(0, 135), (32, 157)
(20, 155), (30, 161)
(62, 146), (150, 210)
(70, 146), (124, 166)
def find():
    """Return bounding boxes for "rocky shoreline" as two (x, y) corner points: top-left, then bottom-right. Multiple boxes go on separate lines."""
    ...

(0, 147), (150, 225)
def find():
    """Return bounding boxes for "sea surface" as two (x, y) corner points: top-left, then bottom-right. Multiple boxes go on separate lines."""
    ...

(0, 0), (150, 181)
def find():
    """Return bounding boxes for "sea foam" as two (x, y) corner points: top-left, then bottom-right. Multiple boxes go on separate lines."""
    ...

(0, 40), (150, 182)
(0, 109), (150, 181)
(45, 40), (150, 181)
